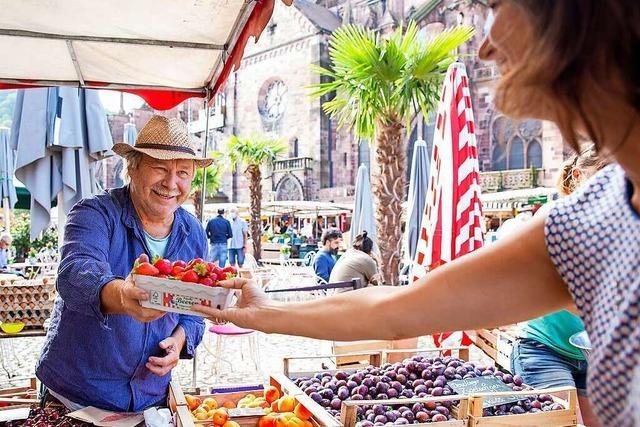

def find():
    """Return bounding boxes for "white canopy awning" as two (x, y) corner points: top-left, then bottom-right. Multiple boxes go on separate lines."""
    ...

(480, 187), (557, 203)
(0, 0), (291, 110)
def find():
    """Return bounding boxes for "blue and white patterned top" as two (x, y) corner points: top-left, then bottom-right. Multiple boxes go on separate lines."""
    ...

(546, 164), (640, 426)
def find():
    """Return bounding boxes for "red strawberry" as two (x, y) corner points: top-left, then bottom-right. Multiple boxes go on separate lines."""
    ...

(172, 260), (187, 268)
(153, 258), (172, 275)
(199, 277), (214, 287)
(171, 265), (185, 277)
(192, 262), (209, 277)
(222, 266), (237, 275)
(135, 262), (159, 276)
(188, 258), (205, 268)
(181, 270), (199, 283)
(206, 262), (216, 273)
(157, 274), (168, 279)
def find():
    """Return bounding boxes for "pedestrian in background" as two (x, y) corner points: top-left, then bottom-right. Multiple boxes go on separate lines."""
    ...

(0, 232), (12, 269)
(228, 207), (248, 267)
(206, 208), (232, 267)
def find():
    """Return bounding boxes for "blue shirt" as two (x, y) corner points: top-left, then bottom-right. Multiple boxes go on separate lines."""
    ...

(229, 217), (248, 249)
(206, 215), (232, 244)
(36, 186), (206, 412)
(313, 249), (336, 283)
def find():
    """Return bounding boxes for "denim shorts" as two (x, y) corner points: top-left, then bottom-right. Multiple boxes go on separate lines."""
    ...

(511, 338), (588, 395)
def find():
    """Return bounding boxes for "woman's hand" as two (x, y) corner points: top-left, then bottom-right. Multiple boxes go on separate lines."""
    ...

(192, 278), (274, 329)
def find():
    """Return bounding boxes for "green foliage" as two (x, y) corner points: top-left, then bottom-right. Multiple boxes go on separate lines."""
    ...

(191, 152), (224, 197)
(10, 212), (58, 261)
(227, 135), (287, 171)
(0, 90), (16, 128)
(308, 22), (475, 138)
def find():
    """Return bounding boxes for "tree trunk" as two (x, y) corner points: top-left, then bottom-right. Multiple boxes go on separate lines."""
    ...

(192, 189), (202, 222)
(246, 165), (263, 259)
(373, 119), (406, 285)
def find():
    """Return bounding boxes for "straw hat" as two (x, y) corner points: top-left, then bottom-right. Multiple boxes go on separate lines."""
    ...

(112, 115), (214, 168)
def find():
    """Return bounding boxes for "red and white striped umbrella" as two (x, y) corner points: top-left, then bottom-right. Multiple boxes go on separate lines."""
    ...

(412, 62), (483, 349)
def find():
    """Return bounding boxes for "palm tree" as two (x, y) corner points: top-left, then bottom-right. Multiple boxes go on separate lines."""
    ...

(228, 135), (287, 258)
(191, 159), (223, 221)
(309, 22), (474, 284)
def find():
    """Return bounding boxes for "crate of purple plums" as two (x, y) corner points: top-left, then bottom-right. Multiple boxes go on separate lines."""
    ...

(283, 347), (578, 427)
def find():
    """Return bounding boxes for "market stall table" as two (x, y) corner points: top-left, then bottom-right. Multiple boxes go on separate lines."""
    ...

(7, 262), (57, 278)
(259, 258), (306, 266)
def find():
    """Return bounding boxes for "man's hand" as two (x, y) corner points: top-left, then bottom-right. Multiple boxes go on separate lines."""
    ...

(192, 278), (274, 329)
(146, 336), (182, 376)
(101, 275), (166, 323)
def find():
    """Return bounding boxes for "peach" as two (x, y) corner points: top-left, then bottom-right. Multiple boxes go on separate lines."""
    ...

(223, 421), (241, 427)
(303, 421), (313, 427)
(195, 412), (209, 421)
(294, 404), (312, 421)
(185, 394), (202, 412)
(285, 417), (305, 427)
(223, 401), (237, 409)
(277, 395), (296, 413)
(264, 386), (281, 404)
(212, 408), (229, 426)
(271, 401), (279, 412)
(259, 414), (277, 427)
(203, 397), (219, 410)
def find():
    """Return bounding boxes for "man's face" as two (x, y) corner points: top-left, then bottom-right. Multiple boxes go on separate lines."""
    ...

(0, 240), (8, 249)
(129, 155), (195, 220)
(326, 237), (342, 253)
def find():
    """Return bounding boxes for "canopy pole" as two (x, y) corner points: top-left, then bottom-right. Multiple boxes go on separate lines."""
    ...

(2, 198), (10, 232)
(57, 194), (67, 250)
(198, 90), (211, 224)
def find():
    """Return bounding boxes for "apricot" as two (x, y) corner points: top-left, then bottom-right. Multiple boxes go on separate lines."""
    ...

(294, 404), (312, 421)
(203, 397), (219, 410)
(223, 421), (240, 427)
(271, 401), (279, 412)
(264, 386), (281, 404)
(223, 401), (237, 409)
(277, 395), (296, 413)
(303, 421), (313, 427)
(275, 413), (294, 427)
(212, 408), (229, 426)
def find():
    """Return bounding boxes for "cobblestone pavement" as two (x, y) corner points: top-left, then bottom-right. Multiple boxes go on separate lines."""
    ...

(0, 327), (492, 393)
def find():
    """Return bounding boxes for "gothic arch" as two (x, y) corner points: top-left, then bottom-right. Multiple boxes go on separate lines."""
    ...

(275, 173), (304, 201)
(490, 114), (543, 170)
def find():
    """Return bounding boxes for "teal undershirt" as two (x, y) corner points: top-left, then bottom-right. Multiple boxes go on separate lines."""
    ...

(522, 310), (586, 360)
(143, 231), (170, 259)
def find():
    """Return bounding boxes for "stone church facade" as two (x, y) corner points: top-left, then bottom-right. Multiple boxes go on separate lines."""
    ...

(100, 0), (568, 204)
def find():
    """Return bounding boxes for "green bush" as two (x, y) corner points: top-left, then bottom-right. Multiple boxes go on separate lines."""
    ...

(10, 211), (58, 262)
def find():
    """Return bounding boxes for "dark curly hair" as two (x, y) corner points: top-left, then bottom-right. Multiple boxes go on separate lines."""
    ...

(352, 231), (374, 254)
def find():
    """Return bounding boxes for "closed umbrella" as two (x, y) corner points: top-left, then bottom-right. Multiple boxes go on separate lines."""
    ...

(10, 87), (113, 240)
(351, 163), (377, 247)
(403, 139), (430, 270)
(412, 62), (483, 350)
(0, 127), (17, 230)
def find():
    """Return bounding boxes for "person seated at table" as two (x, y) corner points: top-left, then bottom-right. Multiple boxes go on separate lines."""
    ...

(0, 232), (12, 269)
(313, 228), (342, 283)
(35, 115), (213, 412)
(329, 231), (381, 289)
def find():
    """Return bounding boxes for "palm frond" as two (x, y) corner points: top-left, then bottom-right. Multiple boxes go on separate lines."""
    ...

(308, 22), (474, 140)
(227, 134), (288, 171)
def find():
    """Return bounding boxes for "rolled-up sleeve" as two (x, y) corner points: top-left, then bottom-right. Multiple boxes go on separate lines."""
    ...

(177, 315), (205, 359)
(56, 198), (118, 326)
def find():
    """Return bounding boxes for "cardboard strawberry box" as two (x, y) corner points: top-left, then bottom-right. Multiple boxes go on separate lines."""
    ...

(135, 274), (234, 316)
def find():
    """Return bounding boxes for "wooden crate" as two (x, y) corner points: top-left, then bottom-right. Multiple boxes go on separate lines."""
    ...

(340, 396), (470, 427)
(333, 338), (420, 366)
(271, 374), (342, 427)
(283, 346), (472, 378)
(466, 386), (578, 426)
(172, 375), (341, 427)
(472, 328), (517, 371)
(0, 378), (39, 410)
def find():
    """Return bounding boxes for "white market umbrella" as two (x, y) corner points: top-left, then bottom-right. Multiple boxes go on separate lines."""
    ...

(351, 163), (377, 247)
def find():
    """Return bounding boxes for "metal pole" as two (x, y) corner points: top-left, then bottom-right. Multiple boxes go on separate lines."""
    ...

(199, 90), (211, 224)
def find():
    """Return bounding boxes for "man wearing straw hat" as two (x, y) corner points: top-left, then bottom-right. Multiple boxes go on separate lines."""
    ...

(36, 115), (215, 412)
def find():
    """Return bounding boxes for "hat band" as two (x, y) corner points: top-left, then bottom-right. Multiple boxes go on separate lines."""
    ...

(135, 143), (196, 156)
